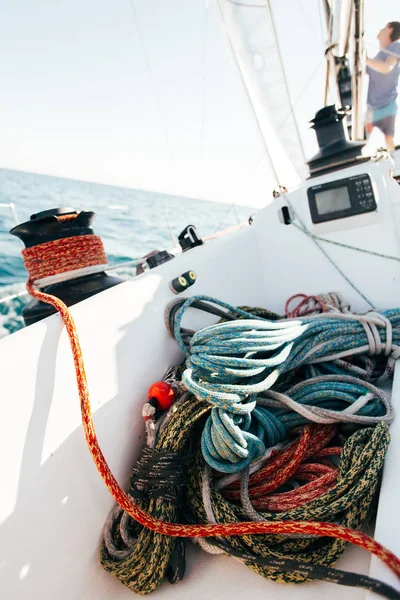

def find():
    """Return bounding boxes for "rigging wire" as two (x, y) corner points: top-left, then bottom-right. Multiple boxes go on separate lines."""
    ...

(126, 0), (175, 165)
(248, 55), (326, 176)
(162, 199), (178, 247)
(214, 204), (235, 233)
(275, 56), (326, 135)
(265, 0), (307, 166)
(200, 1), (209, 162)
(232, 203), (241, 224)
(294, 0), (324, 45)
(282, 191), (375, 308)
(126, 0), (180, 244)
(317, 0), (327, 47)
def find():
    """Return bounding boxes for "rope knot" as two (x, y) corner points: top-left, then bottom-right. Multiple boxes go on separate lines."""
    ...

(200, 404), (287, 473)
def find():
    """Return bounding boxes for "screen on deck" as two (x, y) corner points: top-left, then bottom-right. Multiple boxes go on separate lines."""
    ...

(315, 186), (351, 215)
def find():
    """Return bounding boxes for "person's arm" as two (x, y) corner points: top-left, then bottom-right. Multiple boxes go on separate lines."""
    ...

(366, 55), (398, 74)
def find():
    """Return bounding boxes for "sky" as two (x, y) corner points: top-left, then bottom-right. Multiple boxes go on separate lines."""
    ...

(0, 0), (398, 206)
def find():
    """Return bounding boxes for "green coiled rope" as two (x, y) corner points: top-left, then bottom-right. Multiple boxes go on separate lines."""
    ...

(101, 391), (397, 598)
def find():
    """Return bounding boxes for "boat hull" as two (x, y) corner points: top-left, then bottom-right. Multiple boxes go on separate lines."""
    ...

(1, 157), (400, 598)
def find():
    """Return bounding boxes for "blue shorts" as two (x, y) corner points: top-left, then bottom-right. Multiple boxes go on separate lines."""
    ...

(367, 100), (398, 136)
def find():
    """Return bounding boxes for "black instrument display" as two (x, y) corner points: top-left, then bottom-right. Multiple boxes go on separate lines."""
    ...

(308, 173), (377, 224)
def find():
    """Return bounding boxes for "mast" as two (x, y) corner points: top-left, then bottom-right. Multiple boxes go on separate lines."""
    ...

(322, 0), (341, 106)
(322, 0), (353, 108)
(351, 0), (365, 140)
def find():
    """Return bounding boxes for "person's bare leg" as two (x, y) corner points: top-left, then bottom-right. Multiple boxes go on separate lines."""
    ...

(385, 135), (395, 152)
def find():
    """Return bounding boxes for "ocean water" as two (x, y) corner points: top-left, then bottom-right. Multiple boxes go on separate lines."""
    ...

(0, 168), (253, 338)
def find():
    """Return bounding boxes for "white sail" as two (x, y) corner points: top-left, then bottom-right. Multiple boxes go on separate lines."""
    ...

(215, 0), (309, 185)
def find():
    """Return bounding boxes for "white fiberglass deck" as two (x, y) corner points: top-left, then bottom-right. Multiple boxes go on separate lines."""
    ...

(1, 157), (400, 599)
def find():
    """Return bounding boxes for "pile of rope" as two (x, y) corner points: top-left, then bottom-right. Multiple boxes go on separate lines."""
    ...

(101, 383), (396, 597)
(98, 294), (400, 598)
(25, 280), (400, 599)
(169, 295), (399, 473)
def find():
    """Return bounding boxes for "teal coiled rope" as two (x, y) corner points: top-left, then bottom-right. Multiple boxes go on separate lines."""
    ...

(261, 375), (392, 428)
(171, 296), (398, 473)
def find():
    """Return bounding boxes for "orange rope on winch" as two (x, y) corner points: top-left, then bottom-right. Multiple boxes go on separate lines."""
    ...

(25, 279), (400, 581)
(23, 236), (107, 281)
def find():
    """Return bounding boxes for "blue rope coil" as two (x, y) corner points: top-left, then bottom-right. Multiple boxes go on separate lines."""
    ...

(171, 296), (398, 473)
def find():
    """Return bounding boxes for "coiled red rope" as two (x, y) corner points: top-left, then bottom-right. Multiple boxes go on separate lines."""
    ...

(222, 424), (341, 511)
(285, 293), (327, 318)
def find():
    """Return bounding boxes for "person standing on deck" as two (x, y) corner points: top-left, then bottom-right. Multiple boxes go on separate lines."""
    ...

(366, 22), (400, 152)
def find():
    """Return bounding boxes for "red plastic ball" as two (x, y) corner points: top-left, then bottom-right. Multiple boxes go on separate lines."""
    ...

(148, 381), (175, 411)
